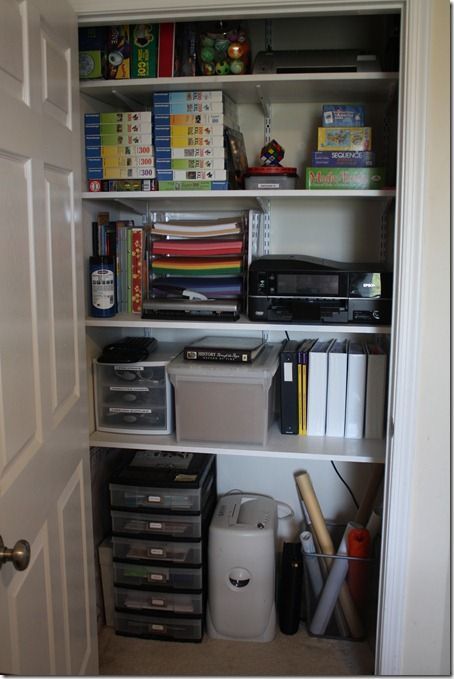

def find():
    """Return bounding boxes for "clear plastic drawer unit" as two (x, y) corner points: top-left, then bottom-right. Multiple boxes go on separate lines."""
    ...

(94, 344), (182, 434)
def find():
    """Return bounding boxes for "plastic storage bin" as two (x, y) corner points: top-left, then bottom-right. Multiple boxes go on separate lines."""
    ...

(167, 343), (282, 445)
(94, 343), (182, 435)
(112, 536), (203, 565)
(114, 610), (203, 641)
(245, 166), (298, 190)
(109, 453), (216, 513)
(113, 561), (203, 589)
(114, 586), (203, 614)
(111, 508), (211, 539)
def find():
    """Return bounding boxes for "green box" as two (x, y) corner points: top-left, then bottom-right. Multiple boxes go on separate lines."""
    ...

(306, 167), (385, 190)
(131, 24), (158, 78)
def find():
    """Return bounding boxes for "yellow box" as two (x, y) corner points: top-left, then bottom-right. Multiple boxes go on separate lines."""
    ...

(317, 127), (372, 151)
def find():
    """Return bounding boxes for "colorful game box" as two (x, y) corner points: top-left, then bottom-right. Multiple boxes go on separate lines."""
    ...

(131, 24), (158, 78)
(322, 105), (366, 127)
(317, 127), (372, 151)
(306, 167), (385, 189)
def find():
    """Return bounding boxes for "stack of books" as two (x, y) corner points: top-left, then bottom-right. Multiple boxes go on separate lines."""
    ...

(143, 213), (248, 308)
(84, 111), (157, 192)
(92, 211), (145, 314)
(279, 337), (389, 438)
(152, 90), (239, 191)
(306, 104), (385, 189)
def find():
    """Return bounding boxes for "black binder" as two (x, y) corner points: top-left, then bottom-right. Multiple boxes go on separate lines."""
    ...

(279, 340), (300, 434)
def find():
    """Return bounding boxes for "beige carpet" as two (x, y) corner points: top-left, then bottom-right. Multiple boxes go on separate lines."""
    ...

(98, 624), (374, 676)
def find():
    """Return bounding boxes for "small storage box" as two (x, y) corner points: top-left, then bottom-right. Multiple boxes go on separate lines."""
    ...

(113, 561), (203, 590)
(114, 610), (203, 641)
(245, 167), (298, 190)
(109, 452), (216, 513)
(115, 586), (203, 613)
(94, 343), (182, 435)
(167, 343), (281, 445)
(112, 536), (203, 565)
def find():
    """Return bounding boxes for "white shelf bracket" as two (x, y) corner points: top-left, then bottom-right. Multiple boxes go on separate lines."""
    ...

(111, 88), (144, 110)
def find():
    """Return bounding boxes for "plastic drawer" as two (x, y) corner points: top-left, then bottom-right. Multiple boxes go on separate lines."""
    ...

(113, 561), (203, 590)
(111, 510), (207, 539)
(114, 610), (203, 641)
(100, 384), (167, 406)
(114, 586), (203, 614)
(110, 473), (214, 512)
(111, 536), (203, 565)
(97, 405), (168, 433)
(96, 363), (166, 388)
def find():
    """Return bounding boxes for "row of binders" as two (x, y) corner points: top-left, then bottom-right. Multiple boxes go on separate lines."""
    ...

(279, 337), (388, 439)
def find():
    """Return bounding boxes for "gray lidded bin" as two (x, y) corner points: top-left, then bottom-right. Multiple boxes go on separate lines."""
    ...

(167, 343), (281, 445)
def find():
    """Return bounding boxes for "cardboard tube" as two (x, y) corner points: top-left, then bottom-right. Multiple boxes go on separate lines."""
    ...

(354, 464), (384, 526)
(295, 471), (364, 639)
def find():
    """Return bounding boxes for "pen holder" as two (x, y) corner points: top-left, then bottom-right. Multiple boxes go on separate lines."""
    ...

(301, 523), (380, 642)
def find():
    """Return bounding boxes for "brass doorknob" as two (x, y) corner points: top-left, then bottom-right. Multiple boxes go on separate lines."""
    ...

(0, 535), (31, 571)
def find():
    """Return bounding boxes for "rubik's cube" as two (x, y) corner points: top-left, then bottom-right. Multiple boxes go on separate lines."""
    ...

(260, 139), (285, 165)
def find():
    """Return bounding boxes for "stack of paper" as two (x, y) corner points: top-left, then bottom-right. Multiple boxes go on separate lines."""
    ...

(143, 214), (247, 306)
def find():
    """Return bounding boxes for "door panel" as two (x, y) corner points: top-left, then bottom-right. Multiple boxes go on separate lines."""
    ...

(0, 1), (97, 675)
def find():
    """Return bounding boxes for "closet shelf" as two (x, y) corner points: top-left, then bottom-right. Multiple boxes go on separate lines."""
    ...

(89, 423), (386, 463)
(85, 314), (391, 333)
(80, 72), (399, 107)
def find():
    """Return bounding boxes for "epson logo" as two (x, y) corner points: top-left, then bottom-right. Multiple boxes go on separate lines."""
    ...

(363, 282), (376, 287)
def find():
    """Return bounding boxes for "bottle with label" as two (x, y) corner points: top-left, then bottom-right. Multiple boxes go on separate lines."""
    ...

(89, 255), (116, 317)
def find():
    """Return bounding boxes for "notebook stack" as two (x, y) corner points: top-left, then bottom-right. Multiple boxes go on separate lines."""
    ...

(84, 111), (157, 191)
(152, 90), (239, 190)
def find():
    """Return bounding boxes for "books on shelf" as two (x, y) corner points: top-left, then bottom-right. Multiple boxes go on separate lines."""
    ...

(183, 336), (266, 363)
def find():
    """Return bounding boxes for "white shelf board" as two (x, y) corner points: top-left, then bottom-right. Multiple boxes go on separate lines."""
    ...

(81, 189), (396, 208)
(80, 72), (398, 107)
(89, 422), (385, 463)
(85, 314), (390, 334)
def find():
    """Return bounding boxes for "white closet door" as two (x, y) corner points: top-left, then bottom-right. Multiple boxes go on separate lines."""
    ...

(0, 1), (97, 674)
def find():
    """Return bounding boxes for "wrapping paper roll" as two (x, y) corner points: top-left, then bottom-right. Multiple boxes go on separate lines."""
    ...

(347, 528), (371, 613)
(300, 531), (324, 599)
(295, 471), (364, 639)
(300, 529), (349, 638)
(309, 522), (358, 636)
(354, 464), (384, 526)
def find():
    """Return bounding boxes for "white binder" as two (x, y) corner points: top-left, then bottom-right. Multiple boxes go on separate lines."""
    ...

(326, 339), (348, 437)
(307, 338), (335, 436)
(345, 341), (367, 439)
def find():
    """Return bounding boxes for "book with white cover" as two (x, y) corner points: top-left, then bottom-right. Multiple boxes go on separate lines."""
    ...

(364, 343), (388, 438)
(345, 341), (367, 439)
(325, 339), (348, 437)
(307, 338), (335, 436)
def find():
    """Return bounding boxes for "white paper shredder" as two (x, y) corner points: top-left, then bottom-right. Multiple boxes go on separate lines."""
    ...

(206, 493), (277, 642)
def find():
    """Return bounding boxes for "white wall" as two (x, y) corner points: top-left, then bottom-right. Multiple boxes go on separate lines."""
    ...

(399, 0), (450, 674)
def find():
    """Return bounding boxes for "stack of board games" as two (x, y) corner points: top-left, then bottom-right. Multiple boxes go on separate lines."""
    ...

(305, 104), (386, 189)
(84, 111), (157, 192)
(78, 24), (159, 80)
(152, 90), (239, 191)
